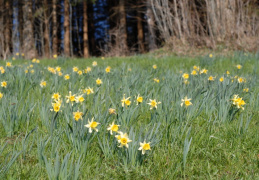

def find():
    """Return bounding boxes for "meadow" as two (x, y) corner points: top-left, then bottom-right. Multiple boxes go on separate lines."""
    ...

(0, 52), (258, 179)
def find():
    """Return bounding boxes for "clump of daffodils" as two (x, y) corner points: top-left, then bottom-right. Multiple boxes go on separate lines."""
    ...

(153, 78), (160, 83)
(231, 95), (246, 110)
(51, 98), (62, 112)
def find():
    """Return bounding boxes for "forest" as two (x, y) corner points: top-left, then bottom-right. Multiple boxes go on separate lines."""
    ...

(0, 0), (258, 60)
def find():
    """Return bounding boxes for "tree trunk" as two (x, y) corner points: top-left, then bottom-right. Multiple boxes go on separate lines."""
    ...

(83, 1), (89, 58)
(0, 0), (3, 57)
(4, 0), (12, 55)
(146, 0), (157, 51)
(23, 0), (36, 59)
(118, 0), (128, 55)
(137, 9), (145, 53)
(52, 0), (58, 55)
(43, 0), (50, 57)
(64, 0), (70, 56)
(18, 0), (24, 53)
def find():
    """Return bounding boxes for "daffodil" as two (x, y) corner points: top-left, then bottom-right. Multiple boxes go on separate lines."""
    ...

(208, 76), (215, 81)
(193, 66), (200, 71)
(105, 66), (111, 73)
(92, 61), (97, 67)
(209, 54), (213, 58)
(147, 99), (161, 109)
(52, 93), (61, 100)
(181, 96), (192, 107)
(86, 66), (92, 72)
(184, 80), (189, 85)
(66, 91), (76, 104)
(84, 87), (94, 95)
(0, 92), (3, 99)
(243, 88), (249, 92)
(53, 54), (58, 59)
(117, 132), (132, 148)
(219, 77), (224, 82)
(85, 118), (100, 133)
(109, 108), (116, 115)
(56, 66), (61, 72)
(73, 66), (79, 72)
(153, 78), (159, 83)
(200, 69), (208, 74)
(64, 74), (70, 80)
(6, 62), (12, 67)
(153, 64), (157, 69)
(107, 121), (120, 135)
(96, 78), (102, 85)
(138, 141), (151, 155)
(191, 70), (197, 75)
(136, 94), (143, 105)
(40, 80), (47, 88)
(77, 70), (83, 75)
(75, 95), (85, 103)
(182, 73), (189, 79)
(121, 94), (131, 107)
(236, 64), (242, 69)
(73, 110), (83, 121)
(1, 81), (7, 88)
(238, 77), (245, 83)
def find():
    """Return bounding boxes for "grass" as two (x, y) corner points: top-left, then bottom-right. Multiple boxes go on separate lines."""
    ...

(0, 52), (258, 179)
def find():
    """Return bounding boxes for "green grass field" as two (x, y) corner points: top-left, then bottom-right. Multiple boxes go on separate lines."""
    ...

(0, 52), (258, 179)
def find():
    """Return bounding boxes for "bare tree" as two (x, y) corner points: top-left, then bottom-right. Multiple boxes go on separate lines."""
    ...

(146, 0), (157, 50)
(137, 0), (145, 53)
(23, 0), (36, 59)
(83, 1), (89, 58)
(52, 0), (58, 55)
(118, 0), (128, 55)
(64, 0), (70, 56)
(43, 0), (50, 57)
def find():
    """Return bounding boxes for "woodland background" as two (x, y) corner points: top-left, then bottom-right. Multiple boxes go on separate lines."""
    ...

(0, 0), (258, 60)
